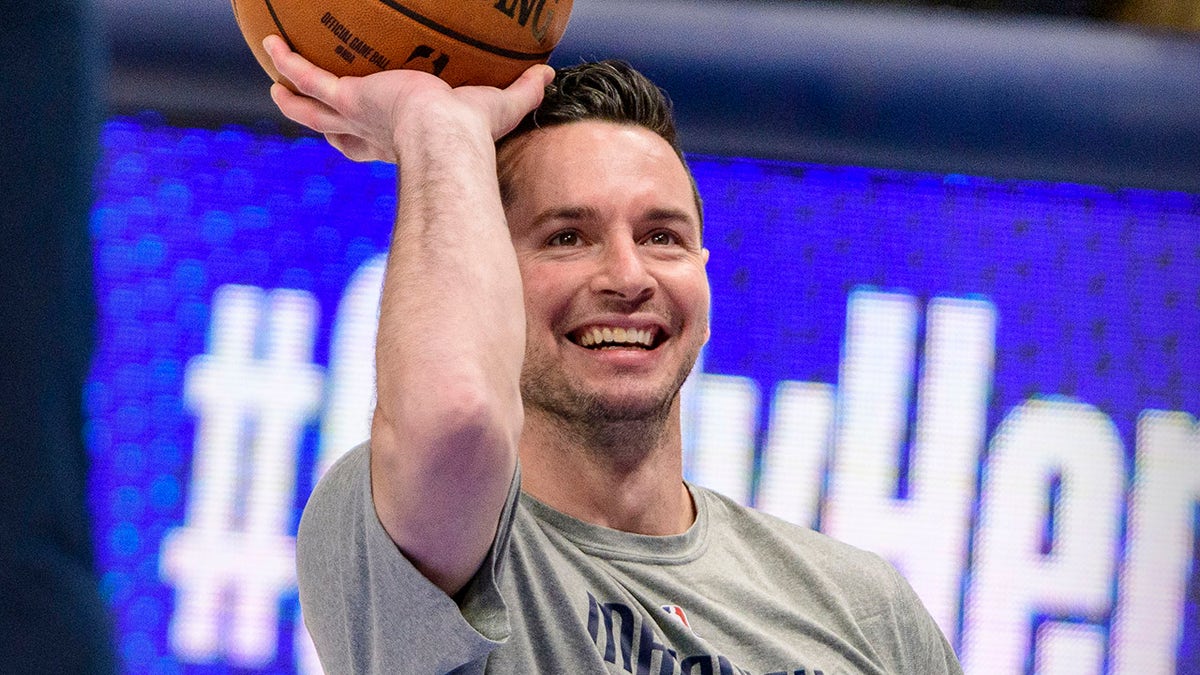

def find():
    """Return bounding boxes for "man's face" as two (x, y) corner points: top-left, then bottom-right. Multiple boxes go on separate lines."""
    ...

(502, 121), (710, 426)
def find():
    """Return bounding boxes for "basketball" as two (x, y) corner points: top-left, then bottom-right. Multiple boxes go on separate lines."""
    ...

(232, 0), (573, 88)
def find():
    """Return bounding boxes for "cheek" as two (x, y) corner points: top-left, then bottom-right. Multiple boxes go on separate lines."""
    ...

(519, 265), (572, 329)
(686, 274), (713, 341)
(667, 267), (711, 316)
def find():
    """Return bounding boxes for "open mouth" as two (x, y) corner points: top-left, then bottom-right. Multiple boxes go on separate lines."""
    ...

(568, 326), (665, 350)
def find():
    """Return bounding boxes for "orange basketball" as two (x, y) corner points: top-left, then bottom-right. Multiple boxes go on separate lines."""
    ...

(232, 0), (573, 88)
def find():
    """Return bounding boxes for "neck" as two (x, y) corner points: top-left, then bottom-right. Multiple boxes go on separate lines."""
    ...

(518, 402), (695, 535)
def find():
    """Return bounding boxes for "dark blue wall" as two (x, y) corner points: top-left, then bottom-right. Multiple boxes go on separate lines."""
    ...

(103, 0), (1200, 191)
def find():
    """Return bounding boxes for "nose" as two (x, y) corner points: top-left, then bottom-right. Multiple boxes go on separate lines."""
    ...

(590, 237), (656, 303)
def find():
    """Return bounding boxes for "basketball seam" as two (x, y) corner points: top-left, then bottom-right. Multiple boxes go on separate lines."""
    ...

(263, 0), (299, 51)
(375, 0), (555, 61)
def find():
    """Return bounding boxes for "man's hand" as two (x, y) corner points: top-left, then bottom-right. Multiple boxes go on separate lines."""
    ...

(263, 35), (554, 163)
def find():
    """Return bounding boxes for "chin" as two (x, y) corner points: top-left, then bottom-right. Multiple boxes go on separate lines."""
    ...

(570, 379), (685, 425)
(590, 397), (674, 424)
(520, 376), (679, 426)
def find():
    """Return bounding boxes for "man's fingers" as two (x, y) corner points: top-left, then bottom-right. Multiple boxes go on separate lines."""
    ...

(263, 35), (341, 104)
(509, 64), (555, 107)
(262, 33), (542, 160)
(325, 133), (391, 163)
(493, 64), (555, 138)
(270, 83), (352, 136)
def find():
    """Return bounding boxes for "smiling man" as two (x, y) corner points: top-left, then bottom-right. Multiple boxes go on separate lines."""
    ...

(264, 38), (961, 674)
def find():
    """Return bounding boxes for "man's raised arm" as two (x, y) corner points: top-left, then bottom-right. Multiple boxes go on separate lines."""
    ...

(265, 37), (551, 595)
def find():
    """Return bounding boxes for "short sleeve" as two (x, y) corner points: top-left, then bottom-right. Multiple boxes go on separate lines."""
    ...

(865, 558), (964, 674)
(296, 441), (520, 674)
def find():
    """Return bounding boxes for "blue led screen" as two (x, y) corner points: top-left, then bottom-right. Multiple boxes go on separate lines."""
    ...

(86, 115), (1200, 674)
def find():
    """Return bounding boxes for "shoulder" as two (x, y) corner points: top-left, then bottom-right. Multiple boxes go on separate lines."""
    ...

(297, 442), (414, 619)
(696, 485), (888, 565)
(694, 485), (908, 603)
(298, 443), (371, 558)
(694, 486), (961, 672)
(296, 442), (511, 671)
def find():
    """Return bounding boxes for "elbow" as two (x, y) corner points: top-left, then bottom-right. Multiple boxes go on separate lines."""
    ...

(371, 379), (522, 474)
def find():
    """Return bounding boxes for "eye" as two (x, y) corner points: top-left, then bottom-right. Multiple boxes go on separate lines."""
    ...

(546, 230), (583, 247)
(643, 230), (679, 246)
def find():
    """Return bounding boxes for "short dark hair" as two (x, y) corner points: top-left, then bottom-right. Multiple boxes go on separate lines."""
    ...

(496, 60), (703, 224)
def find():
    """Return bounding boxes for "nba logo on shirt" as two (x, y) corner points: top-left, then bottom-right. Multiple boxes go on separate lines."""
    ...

(661, 604), (692, 631)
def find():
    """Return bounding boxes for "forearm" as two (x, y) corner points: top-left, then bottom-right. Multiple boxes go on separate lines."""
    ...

(370, 107), (525, 594)
(378, 109), (524, 429)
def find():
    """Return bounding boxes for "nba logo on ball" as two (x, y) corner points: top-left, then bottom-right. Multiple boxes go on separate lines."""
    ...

(232, 0), (574, 88)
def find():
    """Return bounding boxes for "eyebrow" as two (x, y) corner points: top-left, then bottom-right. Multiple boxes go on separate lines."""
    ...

(643, 207), (697, 226)
(529, 205), (697, 229)
(530, 205), (600, 228)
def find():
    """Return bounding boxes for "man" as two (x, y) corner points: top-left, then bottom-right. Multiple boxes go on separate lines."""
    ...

(264, 36), (962, 673)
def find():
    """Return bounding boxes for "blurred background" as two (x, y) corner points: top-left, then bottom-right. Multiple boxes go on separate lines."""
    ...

(39, 0), (1200, 672)
(107, 0), (1200, 190)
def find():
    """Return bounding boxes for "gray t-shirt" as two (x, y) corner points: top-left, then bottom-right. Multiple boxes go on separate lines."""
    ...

(298, 443), (962, 674)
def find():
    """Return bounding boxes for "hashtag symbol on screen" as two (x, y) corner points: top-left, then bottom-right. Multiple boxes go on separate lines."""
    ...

(160, 284), (325, 666)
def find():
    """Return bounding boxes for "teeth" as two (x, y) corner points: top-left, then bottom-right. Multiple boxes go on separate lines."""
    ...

(577, 326), (655, 348)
